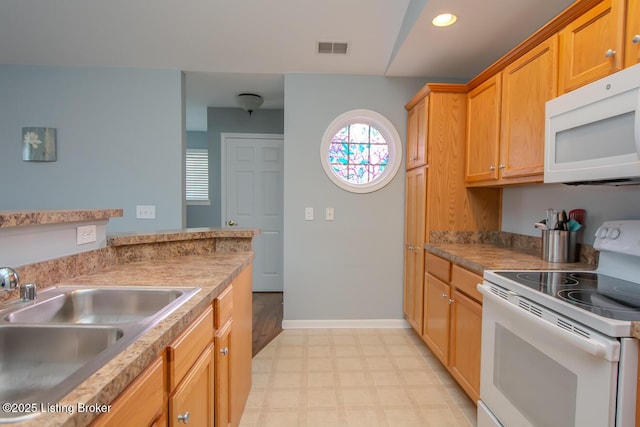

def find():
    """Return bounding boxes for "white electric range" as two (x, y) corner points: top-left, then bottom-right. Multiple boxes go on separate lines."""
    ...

(478, 220), (640, 427)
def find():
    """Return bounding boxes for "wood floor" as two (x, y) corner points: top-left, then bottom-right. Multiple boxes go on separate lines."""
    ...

(252, 292), (283, 357)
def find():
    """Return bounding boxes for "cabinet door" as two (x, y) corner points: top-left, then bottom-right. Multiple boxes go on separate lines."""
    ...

(406, 98), (428, 169)
(626, 0), (640, 68)
(422, 273), (451, 365)
(215, 321), (232, 427)
(466, 75), (501, 183)
(558, 0), (625, 93)
(403, 166), (427, 334)
(449, 289), (482, 403)
(500, 35), (558, 182)
(169, 344), (215, 427)
(92, 356), (165, 427)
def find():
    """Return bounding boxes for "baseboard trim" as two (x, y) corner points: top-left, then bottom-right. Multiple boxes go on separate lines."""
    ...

(282, 319), (411, 329)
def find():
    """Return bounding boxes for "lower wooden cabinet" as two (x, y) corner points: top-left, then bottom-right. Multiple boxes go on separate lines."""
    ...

(92, 356), (165, 427)
(215, 320), (232, 426)
(422, 253), (483, 403)
(92, 263), (254, 427)
(230, 265), (253, 427)
(167, 306), (215, 427)
(169, 344), (215, 427)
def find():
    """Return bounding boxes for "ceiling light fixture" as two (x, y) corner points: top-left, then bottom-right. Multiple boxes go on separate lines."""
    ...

(432, 13), (457, 27)
(237, 93), (264, 115)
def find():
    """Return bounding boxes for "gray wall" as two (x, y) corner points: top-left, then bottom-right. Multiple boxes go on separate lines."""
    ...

(0, 65), (185, 232)
(502, 184), (640, 244)
(283, 74), (426, 323)
(186, 108), (284, 228)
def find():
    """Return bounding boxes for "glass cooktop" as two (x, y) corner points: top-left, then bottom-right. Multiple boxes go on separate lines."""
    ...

(495, 271), (640, 321)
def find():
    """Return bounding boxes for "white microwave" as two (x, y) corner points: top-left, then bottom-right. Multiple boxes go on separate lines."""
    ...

(545, 63), (640, 185)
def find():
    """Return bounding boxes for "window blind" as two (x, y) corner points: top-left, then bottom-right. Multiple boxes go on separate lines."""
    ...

(186, 148), (209, 203)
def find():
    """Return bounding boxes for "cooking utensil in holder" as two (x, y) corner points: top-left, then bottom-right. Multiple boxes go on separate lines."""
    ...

(542, 230), (577, 262)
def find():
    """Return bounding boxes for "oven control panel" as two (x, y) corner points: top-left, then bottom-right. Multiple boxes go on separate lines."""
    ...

(594, 220), (640, 255)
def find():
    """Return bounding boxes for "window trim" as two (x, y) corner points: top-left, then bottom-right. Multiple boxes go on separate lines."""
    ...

(320, 109), (402, 193)
(186, 148), (210, 205)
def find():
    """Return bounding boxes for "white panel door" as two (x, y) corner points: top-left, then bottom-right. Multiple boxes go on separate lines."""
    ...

(222, 133), (284, 292)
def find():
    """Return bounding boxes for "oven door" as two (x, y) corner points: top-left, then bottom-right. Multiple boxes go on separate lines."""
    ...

(477, 283), (620, 427)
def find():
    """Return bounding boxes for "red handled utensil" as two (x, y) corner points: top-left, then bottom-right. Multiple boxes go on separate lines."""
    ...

(568, 209), (585, 224)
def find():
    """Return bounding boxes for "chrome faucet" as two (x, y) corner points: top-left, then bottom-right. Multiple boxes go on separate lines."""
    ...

(0, 267), (37, 301)
(0, 267), (19, 291)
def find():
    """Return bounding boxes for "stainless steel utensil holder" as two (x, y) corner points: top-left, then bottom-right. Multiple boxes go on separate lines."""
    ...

(542, 230), (577, 263)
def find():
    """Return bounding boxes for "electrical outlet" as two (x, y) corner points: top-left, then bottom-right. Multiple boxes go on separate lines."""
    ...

(325, 207), (334, 221)
(76, 225), (97, 245)
(136, 205), (156, 219)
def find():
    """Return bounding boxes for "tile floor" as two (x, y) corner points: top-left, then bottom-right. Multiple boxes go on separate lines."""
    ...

(239, 328), (477, 427)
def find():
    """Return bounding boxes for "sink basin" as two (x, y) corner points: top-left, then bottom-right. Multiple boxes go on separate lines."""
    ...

(0, 285), (200, 423)
(5, 286), (194, 324)
(0, 325), (124, 422)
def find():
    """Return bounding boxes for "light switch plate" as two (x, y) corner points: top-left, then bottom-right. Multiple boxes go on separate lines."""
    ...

(305, 207), (314, 221)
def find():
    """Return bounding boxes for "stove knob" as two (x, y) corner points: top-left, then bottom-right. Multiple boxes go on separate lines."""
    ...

(595, 226), (609, 239)
(606, 228), (621, 239)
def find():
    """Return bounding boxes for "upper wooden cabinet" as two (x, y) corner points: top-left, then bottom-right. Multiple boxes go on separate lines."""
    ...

(465, 75), (502, 183)
(500, 35), (558, 182)
(466, 35), (558, 186)
(406, 97), (428, 170)
(626, 0), (640, 67)
(558, 0), (626, 93)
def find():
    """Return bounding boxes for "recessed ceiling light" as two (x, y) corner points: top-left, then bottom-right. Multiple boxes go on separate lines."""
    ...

(432, 13), (457, 27)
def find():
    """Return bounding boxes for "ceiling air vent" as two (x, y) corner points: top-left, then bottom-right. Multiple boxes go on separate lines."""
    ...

(318, 41), (348, 55)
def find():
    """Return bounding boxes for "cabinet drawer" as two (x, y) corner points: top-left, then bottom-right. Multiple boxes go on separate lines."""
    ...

(425, 253), (451, 282)
(214, 285), (233, 329)
(451, 264), (483, 303)
(92, 355), (164, 427)
(167, 306), (214, 390)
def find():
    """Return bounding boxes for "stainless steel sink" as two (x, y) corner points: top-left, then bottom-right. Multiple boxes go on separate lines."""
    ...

(5, 287), (188, 324)
(0, 325), (124, 422)
(0, 285), (200, 423)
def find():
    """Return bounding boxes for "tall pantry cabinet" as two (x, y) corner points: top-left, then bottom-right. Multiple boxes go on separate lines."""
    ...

(403, 84), (500, 336)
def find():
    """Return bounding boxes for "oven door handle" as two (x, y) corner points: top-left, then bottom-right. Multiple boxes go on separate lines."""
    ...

(479, 285), (620, 362)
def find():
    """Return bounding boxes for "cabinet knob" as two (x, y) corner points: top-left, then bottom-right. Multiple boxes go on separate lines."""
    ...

(409, 156), (417, 161)
(441, 293), (447, 299)
(448, 298), (454, 305)
(220, 347), (229, 356)
(605, 49), (616, 58)
(178, 412), (190, 424)
(227, 220), (237, 227)
(488, 165), (496, 171)
(633, 35), (640, 44)
(498, 164), (505, 169)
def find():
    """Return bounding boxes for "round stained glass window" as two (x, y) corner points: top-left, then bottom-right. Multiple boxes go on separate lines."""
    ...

(320, 110), (402, 193)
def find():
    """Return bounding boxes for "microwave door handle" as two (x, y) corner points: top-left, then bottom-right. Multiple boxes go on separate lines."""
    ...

(478, 284), (620, 362)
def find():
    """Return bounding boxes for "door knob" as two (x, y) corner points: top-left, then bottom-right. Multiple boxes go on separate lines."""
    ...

(227, 220), (237, 227)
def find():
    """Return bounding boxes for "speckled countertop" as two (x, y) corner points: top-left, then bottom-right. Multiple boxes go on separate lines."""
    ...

(108, 227), (258, 246)
(0, 209), (123, 227)
(2, 252), (253, 427)
(425, 242), (595, 276)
